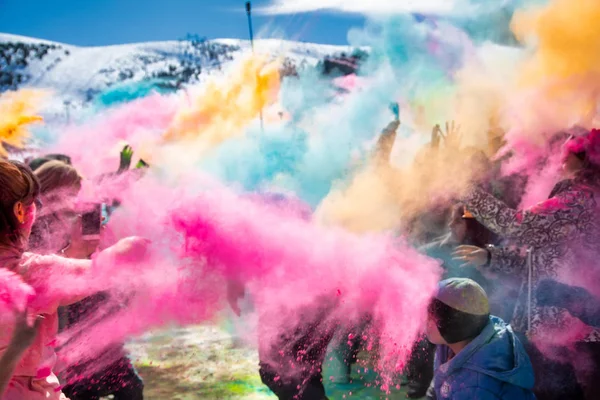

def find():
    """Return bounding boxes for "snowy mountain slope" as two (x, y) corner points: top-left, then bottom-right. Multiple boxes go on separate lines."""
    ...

(0, 33), (358, 119)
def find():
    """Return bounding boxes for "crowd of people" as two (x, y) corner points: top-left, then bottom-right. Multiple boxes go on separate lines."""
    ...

(247, 119), (600, 400)
(1, 111), (600, 400)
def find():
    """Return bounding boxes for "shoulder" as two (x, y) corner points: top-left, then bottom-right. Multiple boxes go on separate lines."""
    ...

(444, 369), (533, 400)
(18, 252), (61, 273)
(19, 253), (88, 280)
(441, 369), (502, 399)
(554, 181), (597, 205)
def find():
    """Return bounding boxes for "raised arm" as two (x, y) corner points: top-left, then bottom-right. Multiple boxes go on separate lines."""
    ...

(464, 185), (595, 248)
(23, 237), (148, 309)
(374, 120), (400, 164)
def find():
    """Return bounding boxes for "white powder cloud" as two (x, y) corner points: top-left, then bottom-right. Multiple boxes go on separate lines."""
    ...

(257, 0), (460, 16)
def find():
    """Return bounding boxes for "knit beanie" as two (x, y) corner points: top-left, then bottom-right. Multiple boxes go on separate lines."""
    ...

(428, 278), (490, 344)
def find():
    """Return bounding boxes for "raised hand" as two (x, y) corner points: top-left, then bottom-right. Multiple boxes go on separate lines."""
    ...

(118, 145), (134, 173)
(439, 120), (462, 149)
(452, 245), (489, 268)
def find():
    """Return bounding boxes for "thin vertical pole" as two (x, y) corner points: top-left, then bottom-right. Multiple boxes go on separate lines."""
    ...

(245, 2), (255, 50)
(246, 1), (264, 131)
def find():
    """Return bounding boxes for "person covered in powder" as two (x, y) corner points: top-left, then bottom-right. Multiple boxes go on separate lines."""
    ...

(27, 154), (73, 172)
(408, 125), (518, 398)
(325, 110), (401, 386)
(405, 203), (500, 399)
(0, 158), (147, 400)
(240, 114), (405, 400)
(28, 159), (144, 400)
(0, 306), (41, 397)
(426, 278), (535, 400)
(226, 191), (337, 400)
(454, 128), (600, 399)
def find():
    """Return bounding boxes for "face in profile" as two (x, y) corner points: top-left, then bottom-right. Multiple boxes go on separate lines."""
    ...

(562, 152), (585, 176)
(426, 314), (445, 345)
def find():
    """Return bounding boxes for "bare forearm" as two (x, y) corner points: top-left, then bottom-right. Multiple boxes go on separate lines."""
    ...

(0, 346), (25, 396)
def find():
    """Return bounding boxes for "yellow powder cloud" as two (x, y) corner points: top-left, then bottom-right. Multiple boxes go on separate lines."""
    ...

(0, 89), (46, 156)
(164, 55), (281, 149)
(511, 0), (600, 131)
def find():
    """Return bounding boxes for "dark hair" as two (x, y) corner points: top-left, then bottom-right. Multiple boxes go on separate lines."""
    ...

(452, 203), (498, 247)
(28, 154), (72, 171)
(45, 154), (72, 165)
(428, 298), (489, 344)
(0, 160), (40, 247)
(28, 157), (52, 171)
(34, 160), (82, 195)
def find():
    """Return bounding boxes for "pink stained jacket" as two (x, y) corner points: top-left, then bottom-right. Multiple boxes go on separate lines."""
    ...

(0, 250), (89, 399)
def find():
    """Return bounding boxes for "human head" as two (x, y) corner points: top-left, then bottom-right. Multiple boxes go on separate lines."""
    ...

(448, 203), (496, 246)
(562, 128), (600, 175)
(30, 161), (82, 253)
(28, 157), (51, 171)
(426, 278), (490, 345)
(0, 159), (41, 249)
(28, 153), (72, 171)
(34, 160), (82, 199)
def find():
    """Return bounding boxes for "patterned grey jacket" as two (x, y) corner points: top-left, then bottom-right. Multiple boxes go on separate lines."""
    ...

(465, 173), (600, 342)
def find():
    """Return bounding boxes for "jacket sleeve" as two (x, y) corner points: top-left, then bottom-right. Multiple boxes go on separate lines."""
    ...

(537, 279), (600, 328)
(576, 291), (600, 328)
(464, 185), (593, 248)
(487, 245), (527, 275)
(20, 254), (92, 311)
(452, 387), (501, 400)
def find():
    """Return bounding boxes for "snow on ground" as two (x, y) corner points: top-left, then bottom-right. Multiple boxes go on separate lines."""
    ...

(1, 33), (355, 122)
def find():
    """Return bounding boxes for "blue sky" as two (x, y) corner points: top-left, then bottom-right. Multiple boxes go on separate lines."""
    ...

(0, 0), (366, 46)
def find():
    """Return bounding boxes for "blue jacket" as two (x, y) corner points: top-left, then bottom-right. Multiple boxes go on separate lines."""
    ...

(432, 316), (536, 400)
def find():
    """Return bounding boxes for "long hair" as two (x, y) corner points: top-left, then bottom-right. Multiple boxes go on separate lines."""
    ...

(453, 203), (498, 247)
(29, 161), (82, 253)
(35, 160), (82, 197)
(0, 159), (40, 248)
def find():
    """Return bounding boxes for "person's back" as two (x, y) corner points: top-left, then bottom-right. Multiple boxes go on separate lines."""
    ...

(431, 316), (535, 400)
(426, 278), (535, 400)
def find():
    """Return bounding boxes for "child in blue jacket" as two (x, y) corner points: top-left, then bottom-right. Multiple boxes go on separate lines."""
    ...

(426, 278), (536, 400)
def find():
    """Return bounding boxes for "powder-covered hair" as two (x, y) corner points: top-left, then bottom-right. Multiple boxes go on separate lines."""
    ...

(34, 160), (82, 196)
(0, 159), (40, 247)
(564, 128), (600, 167)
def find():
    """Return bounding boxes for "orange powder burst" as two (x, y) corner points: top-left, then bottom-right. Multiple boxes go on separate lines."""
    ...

(163, 55), (280, 148)
(316, 133), (490, 234)
(511, 0), (600, 130)
(0, 89), (45, 156)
